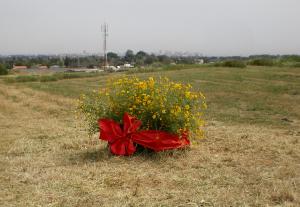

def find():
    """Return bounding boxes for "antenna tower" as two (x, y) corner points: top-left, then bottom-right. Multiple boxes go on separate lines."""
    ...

(101, 23), (108, 68)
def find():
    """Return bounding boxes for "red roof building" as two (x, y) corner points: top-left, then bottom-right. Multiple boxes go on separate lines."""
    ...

(13, 66), (28, 69)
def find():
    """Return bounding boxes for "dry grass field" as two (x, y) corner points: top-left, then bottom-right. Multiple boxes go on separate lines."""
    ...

(0, 66), (299, 206)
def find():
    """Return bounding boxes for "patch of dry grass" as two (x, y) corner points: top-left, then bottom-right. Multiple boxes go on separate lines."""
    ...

(0, 82), (299, 206)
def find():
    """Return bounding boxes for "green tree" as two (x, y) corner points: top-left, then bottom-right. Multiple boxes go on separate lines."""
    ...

(144, 54), (158, 65)
(107, 52), (120, 65)
(25, 62), (32, 68)
(136, 51), (147, 59)
(157, 55), (172, 64)
(135, 51), (147, 66)
(107, 52), (119, 59)
(64, 57), (71, 67)
(0, 64), (8, 75)
(124, 50), (135, 63)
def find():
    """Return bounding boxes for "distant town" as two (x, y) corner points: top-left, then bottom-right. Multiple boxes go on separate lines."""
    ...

(1, 51), (300, 75)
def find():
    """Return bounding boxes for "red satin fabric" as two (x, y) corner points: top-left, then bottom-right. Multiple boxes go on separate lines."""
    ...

(99, 113), (190, 156)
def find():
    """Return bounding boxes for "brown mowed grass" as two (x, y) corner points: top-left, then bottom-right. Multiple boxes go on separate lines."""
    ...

(0, 83), (299, 207)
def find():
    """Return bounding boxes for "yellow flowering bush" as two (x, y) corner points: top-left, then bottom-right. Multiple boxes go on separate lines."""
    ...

(77, 76), (206, 139)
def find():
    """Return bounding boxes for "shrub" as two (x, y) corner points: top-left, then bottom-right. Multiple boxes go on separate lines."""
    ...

(77, 76), (206, 139)
(40, 75), (58, 82)
(54, 72), (104, 79)
(222, 60), (246, 68)
(0, 64), (8, 75)
(289, 62), (300, 68)
(15, 75), (39, 82)
(248, 58), (274, 66)
(126, 67), (157, 74)
(4, 75), (39, 83)
(214, 60), (246, 68)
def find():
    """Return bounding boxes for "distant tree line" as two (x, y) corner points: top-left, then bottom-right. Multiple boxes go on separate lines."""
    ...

(1, 52), (300, 72)
(106, 50), (205, 66)
(107, 50), (176, 66)
(0, 50), (205, 70)
(208, 54), (300, 68)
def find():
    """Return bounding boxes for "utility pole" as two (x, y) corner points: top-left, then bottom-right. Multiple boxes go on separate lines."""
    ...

(101, 23), (108, 68)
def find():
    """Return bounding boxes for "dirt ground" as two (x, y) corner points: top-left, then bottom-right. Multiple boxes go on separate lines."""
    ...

(0, 83), (299, 207)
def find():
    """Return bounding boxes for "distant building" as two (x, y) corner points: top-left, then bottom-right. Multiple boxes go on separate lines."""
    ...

(195, 59), (204, 64)
(38, 65), (48, 69)
(66, 68), (103, 73)
(13, 65), (27, 70)
(103, 65), (118, 72)
(50, 65), (60, 69)
(123, 63), (134, 68)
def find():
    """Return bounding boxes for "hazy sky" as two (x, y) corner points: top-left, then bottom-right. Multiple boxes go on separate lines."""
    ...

(0, 0), (299, 56)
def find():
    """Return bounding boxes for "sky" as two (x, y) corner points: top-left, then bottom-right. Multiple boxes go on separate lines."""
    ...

(0, 0), (300, 56)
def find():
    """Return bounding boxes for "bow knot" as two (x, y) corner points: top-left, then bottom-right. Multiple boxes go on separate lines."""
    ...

(99, 113), (190, 156)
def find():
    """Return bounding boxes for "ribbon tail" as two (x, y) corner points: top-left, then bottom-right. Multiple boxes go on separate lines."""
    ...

(132, 130), (190, 152)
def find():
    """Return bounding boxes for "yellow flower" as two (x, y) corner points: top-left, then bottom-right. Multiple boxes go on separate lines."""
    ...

(148, 77), (155, 88)
(175, 105), (181, 113)
(185, 91), (191, 98)
(199, 92), (206, 99)
(184, 113), (190, 119)
(174, 83), (182, 89)
(152, 114), (157, 119)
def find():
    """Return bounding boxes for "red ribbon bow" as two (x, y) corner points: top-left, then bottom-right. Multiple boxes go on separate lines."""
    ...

(99, 113), (190, 156)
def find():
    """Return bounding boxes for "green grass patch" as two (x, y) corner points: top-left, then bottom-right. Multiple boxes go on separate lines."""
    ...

(3, 72), (108, 83)
(6, 66), (300, 129)
(127, 64), (206, 74)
